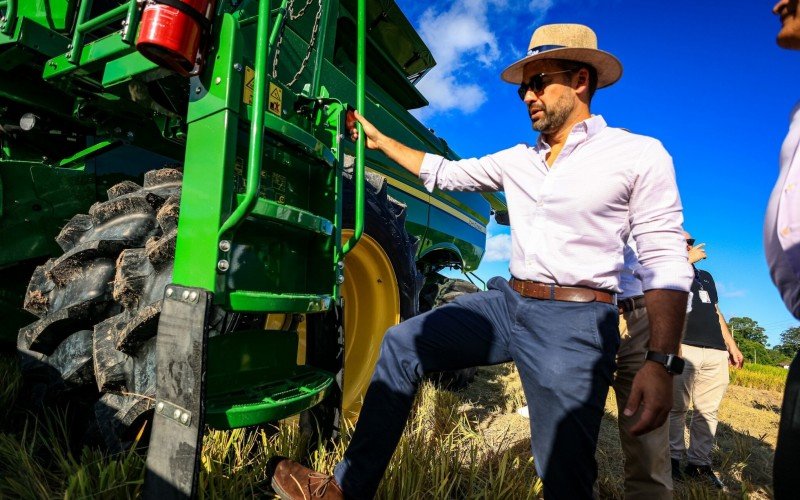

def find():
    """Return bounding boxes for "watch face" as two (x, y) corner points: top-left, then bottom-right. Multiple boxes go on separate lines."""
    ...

(668, 355), (685, 375)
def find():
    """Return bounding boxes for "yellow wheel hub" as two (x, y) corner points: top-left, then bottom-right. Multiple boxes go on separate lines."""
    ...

(340, 230), (400, 421)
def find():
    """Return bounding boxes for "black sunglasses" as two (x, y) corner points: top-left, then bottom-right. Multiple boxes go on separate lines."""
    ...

(686, 238), (696, 246)
(517, 69), (573, 100)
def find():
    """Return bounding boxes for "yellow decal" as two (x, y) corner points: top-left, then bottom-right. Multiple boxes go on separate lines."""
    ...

(268, 83), (282, 116)
(243, 66), (254, 105)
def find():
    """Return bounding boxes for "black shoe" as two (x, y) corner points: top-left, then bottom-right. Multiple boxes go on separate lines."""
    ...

(684, 463), (724, 489)
(671, 458), (682, 481)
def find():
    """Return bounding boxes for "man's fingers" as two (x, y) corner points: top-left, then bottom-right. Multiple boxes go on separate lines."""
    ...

(695, 243), (706, 249)
(623, 387), (642, 417)
(629, 405), (669, 436)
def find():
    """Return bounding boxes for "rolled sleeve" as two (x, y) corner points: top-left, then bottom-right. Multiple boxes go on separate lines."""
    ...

(417, 149), (508, 193)
(629, 140), (693, 292)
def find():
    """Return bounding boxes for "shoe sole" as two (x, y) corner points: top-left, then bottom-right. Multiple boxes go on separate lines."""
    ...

(271, 479), (293, 500)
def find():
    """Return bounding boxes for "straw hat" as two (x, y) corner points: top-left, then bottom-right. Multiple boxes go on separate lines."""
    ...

(500, 23), (622, 88)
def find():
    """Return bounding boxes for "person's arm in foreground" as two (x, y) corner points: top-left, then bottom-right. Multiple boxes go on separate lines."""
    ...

(349, 110), (425, 175)
(625, 141), (693, 436)
(625, 289), (687, 435)
(717, 305), (744, 368)
(350, 111), (504, 192)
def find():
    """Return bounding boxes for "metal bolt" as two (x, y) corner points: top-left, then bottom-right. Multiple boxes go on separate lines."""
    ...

(337, 275), (345, 284)
(173, 409), (181, 419)
(156, 402), (164, 412)
(195, 86), (202, 94)
(66, 43), (72, 50)
(189, 291), (198, 302)
(214, 76), (221, 85)
(126, 131), (134, 140)
(121, 19), (128, 26)
(180, 412), (189, 424)
(182, 290), (190, 300)
(337, 261), (344, 270)
(219, 240), (231, 252)
(233, 63), (243, 72)
(218, 259), (230, 272)
(166, 288), (174, 297)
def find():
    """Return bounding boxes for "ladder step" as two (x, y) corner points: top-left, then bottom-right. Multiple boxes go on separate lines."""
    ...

(227, 291), (331, 313)
(206, 367), (334, 429)
(239, 194), (333, 235)
(205, 329), (335, 429)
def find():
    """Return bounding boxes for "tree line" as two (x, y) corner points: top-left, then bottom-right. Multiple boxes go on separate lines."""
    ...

(727, 316), (800, 366)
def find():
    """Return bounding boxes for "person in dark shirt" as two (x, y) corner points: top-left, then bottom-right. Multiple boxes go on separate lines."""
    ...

(669, 233), (744, 489)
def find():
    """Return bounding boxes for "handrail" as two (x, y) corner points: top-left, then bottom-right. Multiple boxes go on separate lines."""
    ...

(217, 0), (272, 239)
(0, 0), (17, 35)
(342, 0), (366, 255)
(67, 0), (135, 63)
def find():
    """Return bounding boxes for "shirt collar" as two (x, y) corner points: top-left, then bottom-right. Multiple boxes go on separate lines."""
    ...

(535, 114), (607, 151)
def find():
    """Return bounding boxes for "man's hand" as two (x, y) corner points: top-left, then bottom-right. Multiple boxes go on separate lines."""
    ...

(347, 110), (383, 150)
(688, 243), (707, 264)
(344, 110), (426, 176)
(728, 344), (744, 368)
(624, 361), (673, 436)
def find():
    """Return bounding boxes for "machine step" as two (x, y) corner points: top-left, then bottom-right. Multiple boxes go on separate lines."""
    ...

(238, 194), (334, 235)
(205, 328), (335, 429)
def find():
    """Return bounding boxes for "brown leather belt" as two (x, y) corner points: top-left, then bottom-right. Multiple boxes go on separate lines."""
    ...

(509, 278), (616, 305)
(618, 295), (646, 314)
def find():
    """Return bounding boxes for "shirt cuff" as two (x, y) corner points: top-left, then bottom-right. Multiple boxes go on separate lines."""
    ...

(640, 262), (693, 292)
(418, 153), (444, 193)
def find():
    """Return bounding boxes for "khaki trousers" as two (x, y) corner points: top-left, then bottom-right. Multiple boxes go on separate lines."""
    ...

(614, 307), (673, 500)
(669, 344), (729, 466)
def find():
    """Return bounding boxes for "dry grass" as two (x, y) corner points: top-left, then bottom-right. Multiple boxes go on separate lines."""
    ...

(729, 363), (788, 392)
(0, 352), (782, 499)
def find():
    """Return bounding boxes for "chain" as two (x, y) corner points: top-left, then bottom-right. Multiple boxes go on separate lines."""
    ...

(288, 0), (315, 20)
(271, 0), (323, 88)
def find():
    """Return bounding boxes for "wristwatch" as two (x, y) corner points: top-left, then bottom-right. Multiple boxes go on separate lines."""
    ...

(645, 351), (685, 375)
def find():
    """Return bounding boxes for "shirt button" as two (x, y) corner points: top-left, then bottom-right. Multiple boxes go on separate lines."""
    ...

(786, 183), (796, 193)
(781, 226), (791, 236)
(536, 201), (543, 207)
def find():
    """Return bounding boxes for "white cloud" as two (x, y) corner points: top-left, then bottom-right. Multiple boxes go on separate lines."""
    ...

(410, 0), (557, 119)
(717, 282), (747, 299)
(484, 233), (512, 262)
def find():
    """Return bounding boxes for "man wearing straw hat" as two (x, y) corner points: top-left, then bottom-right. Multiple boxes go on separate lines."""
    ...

(269, 23), (692, 500)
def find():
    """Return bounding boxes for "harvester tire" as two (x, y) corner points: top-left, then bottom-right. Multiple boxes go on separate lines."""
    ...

(420, 275), (480, 390)
(17, 168), (182, 452)
(301, 171), (421, 446)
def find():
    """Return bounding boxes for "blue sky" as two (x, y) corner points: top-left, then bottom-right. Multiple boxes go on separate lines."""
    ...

(395, 0), (800, 346)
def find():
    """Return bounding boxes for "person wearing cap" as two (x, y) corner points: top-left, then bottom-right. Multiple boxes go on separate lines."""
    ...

(268, 23), (692, 500)
(668, 233), (743, 490)
(767, 1), (800, 497)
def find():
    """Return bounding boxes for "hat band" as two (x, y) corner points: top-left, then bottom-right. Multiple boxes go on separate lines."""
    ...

(526, 44), (566, 56)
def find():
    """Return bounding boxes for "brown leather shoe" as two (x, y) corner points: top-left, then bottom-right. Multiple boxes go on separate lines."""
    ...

(268, 456), (344, 500)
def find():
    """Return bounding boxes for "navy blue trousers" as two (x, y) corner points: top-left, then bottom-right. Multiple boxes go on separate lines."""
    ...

(334, 277), (620, 499)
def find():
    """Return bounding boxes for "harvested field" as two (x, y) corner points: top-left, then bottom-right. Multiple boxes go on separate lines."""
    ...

(0, 352), (782, 498)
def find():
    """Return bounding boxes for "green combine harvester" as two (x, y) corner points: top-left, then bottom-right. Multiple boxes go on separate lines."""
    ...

(0, 0), (506, 495)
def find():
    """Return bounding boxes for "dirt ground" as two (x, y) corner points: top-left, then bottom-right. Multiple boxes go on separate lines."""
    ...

(457, 364), (781, 498)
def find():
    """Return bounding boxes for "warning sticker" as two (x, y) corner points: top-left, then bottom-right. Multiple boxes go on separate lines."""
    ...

(268, 83), (282, 116)
(243, 66), (254, 105)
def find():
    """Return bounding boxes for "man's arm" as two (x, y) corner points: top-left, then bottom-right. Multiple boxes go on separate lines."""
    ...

(350, 110), (425, 176)
(716, 305), (744, 368)
(624, 289), (687, 436)
(350, 111), (504, 192)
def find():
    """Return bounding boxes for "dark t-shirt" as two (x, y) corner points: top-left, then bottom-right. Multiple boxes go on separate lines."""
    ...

(683, 267), (726, 350)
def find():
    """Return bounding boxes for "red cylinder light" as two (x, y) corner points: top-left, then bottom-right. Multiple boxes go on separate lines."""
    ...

(137, 0), (214, 76)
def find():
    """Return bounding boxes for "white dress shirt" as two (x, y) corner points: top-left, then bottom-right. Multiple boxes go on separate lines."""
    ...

(765, 100), (800, 318)
(419, 115), (692, 293)
(619, 242), (644, 299)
